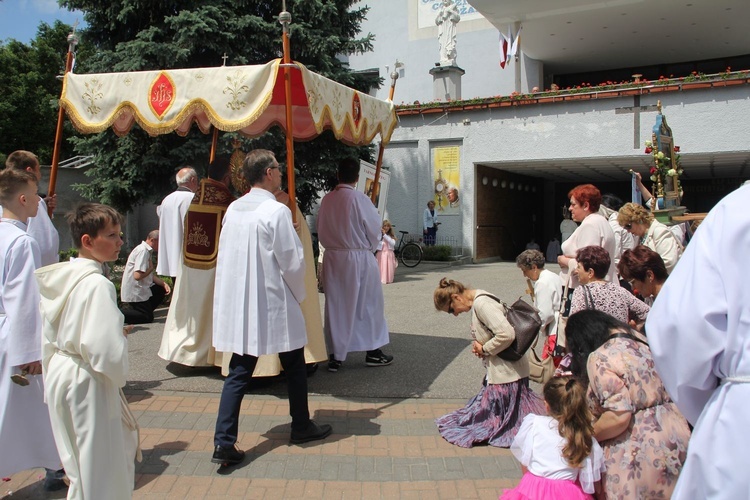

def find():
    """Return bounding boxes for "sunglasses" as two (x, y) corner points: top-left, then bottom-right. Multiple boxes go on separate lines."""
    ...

(447, 296), (456, 315)
(623, 223), (632, 230)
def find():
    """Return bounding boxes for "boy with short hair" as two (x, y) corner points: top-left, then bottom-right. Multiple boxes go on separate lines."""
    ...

(0, 169), (61, 483)
(35, 203), (140, 499)
(3, 150), (60, 266)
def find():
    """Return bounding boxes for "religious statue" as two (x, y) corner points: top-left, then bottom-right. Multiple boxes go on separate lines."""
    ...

(436, 0), (460, 66)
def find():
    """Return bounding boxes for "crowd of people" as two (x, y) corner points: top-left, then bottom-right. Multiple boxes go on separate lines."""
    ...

(451, 180), (746, 499)
(1, 146), (748, 498)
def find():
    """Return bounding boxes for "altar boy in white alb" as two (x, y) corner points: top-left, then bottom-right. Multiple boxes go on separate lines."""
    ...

(36, 203), (140, 499)
(2, 150), (59, 266)
(0, 169), (60, 481)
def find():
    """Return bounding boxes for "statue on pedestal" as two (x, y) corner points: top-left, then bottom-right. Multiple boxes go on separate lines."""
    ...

(436, 0), (460, 66)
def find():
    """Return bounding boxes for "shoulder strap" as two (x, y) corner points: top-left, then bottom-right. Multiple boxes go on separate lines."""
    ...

(583, 285), (595, 310)
(474, 293), (502, 304)
(473, 294), (504, 333)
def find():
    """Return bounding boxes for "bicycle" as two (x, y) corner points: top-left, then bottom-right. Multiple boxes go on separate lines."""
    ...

(394, 231), (423, 268)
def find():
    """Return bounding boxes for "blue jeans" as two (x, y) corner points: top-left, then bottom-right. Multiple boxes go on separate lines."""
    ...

(214, 348), (310, 447)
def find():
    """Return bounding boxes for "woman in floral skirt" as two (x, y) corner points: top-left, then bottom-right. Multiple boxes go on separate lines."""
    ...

(433, 278), (545, 448)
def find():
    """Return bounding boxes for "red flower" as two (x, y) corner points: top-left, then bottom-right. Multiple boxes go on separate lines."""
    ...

(673, 146), (680, 152)
(650, 167), (657, 174)
(645, 147), (653, 154)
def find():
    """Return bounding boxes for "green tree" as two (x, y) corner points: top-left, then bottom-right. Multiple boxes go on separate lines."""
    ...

(60, 0), (380, 213)
(0, 21), (79, 166)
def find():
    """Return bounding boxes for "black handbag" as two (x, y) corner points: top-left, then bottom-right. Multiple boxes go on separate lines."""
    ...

(475, 294), (542, 361)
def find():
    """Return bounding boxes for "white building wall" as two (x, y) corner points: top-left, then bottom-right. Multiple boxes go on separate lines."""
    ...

(381, 86), (750, 256)
(347, 0), (530, 103)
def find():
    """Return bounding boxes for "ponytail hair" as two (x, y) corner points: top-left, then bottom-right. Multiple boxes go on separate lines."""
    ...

(543, 376), (594, 468)
(434, 277), (466, 311)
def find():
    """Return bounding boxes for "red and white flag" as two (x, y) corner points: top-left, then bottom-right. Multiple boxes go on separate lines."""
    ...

(499, 30), (510, 69)
(509, 25), (523, 60)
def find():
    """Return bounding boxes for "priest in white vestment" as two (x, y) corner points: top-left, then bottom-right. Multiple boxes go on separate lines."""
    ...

(647, 183), (750, 499)
(36, 204), (140, 499)
(156, 166), (198, 278)
(159, 157), (234, 368)
(317, 158), (392, 371)
(0, 169), (60, 481)
(2, 150), (59, 266)
(211, 150), (331, 466)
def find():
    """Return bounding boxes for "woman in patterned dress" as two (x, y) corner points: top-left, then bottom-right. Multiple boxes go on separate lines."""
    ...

(570, 245), (650, 328)
(566, 310), (691, 499)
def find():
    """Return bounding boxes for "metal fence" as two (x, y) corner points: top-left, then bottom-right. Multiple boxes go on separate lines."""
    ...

(404, 233), (463, 259)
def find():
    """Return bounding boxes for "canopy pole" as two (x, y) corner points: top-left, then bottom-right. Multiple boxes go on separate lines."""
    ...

(279, 2), (297, 222)
(370, 69), (399, 205)
(209, 126), (219, 164)
(48, 29), (78, 216)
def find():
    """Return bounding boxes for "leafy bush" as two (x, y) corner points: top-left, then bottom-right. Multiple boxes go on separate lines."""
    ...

(422, 245), (452, 261)
(58, 248), (79, 261)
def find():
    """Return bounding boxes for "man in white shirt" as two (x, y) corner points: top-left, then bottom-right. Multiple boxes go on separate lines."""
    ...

(120, 230), (170, 324)
(156, 167), (198, 279)
(2, 150), (59, 266)
(318, 158), (392, 372)
(211, 149), (331, 466)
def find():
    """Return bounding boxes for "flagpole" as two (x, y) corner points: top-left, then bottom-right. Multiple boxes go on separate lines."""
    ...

(370, 70), (399, 205)
(279, 1), (297, 222)
(48, 29), (78, 217)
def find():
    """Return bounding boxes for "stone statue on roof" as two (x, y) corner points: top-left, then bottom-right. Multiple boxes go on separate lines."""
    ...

(436, 0), (460, 66)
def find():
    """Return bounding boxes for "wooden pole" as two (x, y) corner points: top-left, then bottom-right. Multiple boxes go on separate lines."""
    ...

(279, 3), (297, 222)
(48, 31), (78, 216)
(370, 70), (399, 205)
(209, 126), (219, 164)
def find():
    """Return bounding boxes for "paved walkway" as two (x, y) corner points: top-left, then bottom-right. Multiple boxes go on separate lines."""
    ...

(3, 261), (529, 499)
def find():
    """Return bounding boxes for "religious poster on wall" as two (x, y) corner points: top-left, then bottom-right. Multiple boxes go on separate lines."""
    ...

(355, 160), (391, 220)
(432, 146), (460, 215)
(417, 0), (483, 30)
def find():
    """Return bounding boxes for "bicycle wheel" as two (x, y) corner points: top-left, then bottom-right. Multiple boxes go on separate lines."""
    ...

(400, 242), (423, 268)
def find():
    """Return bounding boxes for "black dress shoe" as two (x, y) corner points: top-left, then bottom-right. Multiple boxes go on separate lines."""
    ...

(290, 420), (333, 444)
(43, 468), (67, 492)
(211, 444), (245, 465)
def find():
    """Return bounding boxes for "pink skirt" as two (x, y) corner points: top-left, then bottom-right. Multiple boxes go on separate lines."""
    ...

(376, 247), (397, 284)
(501, 472), (592, 500)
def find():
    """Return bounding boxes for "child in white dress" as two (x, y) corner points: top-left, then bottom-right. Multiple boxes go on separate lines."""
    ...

(502, 376), (604, 499)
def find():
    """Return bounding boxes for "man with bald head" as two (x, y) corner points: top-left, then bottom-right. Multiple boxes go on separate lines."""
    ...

(156, 166), (198, 279)
(121, 229), (170, 324)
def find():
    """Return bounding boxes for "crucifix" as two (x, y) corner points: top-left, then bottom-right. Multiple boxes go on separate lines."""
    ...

(615, 95), (658, 148)
(221, 53), (229, 66)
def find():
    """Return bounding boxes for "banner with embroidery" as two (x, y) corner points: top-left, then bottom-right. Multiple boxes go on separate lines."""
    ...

(183, 180), (234, 270)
